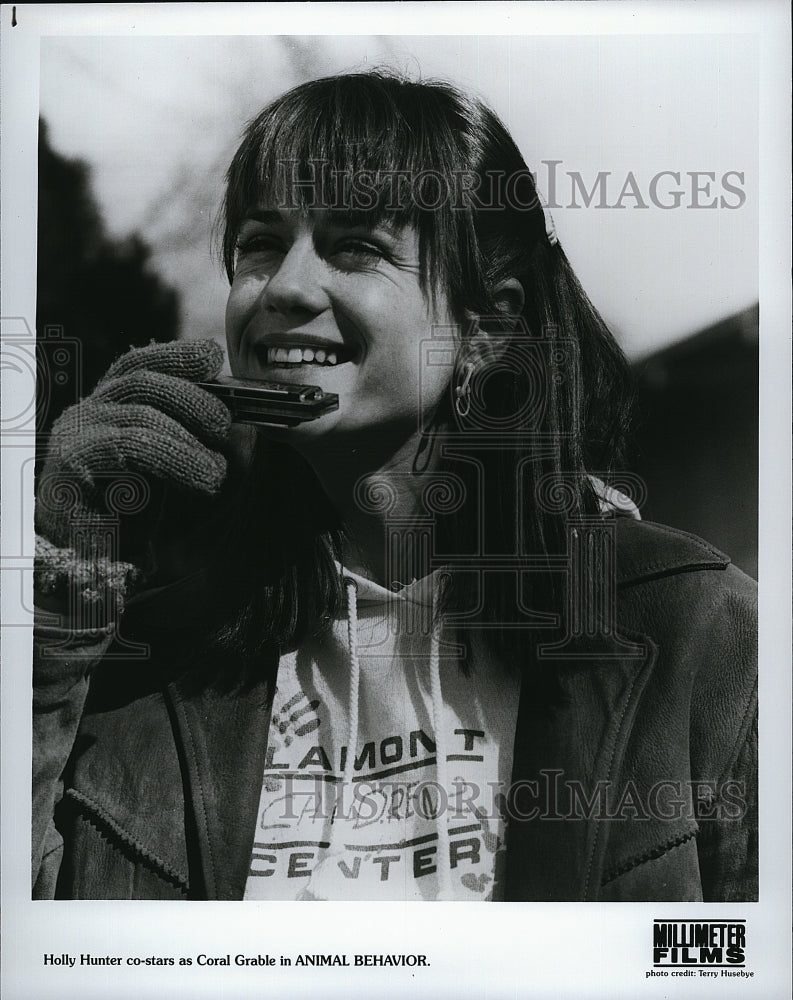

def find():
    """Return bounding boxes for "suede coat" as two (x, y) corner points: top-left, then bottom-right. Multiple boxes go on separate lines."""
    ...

(32, 518), (757, 901)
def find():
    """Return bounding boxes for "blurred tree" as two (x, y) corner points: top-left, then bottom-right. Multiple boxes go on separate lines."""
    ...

(36, 118), (179, 440)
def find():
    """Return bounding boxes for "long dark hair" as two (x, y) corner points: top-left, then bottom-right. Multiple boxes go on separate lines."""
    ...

(207, 70), (633, 698)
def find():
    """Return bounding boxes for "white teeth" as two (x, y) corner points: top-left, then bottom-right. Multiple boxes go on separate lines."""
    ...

(264, 345), (340, 365)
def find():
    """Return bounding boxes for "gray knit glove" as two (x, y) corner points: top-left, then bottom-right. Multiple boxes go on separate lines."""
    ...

(35, 340), (231, 609)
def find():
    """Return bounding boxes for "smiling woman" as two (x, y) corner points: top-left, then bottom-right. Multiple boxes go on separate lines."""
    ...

(225, 212), (455, 441)
(32, 70), (757, 903)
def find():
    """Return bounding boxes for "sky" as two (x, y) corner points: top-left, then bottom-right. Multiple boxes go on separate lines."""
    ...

(39, 32), (759, 360)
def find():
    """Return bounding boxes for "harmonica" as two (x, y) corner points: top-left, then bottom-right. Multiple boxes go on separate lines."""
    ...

(197, 376), (339, 427)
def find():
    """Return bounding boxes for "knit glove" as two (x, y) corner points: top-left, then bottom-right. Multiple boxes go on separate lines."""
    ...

(35, 340), (232, 615)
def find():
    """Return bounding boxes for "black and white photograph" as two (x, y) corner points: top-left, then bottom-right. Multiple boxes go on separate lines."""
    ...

(1, 3), (790, 998)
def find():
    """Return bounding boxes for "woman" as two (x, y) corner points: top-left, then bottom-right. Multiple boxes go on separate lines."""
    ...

(33, 71), (757, 901)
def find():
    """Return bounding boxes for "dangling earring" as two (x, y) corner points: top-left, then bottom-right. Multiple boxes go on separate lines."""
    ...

(455, 361), (475, 418)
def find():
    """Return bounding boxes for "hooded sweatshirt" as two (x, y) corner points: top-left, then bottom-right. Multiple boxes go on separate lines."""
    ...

(244, 481), (641, 901)
(243, 567), (520, 901)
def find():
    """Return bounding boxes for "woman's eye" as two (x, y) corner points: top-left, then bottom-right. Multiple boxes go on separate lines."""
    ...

(331, 239), (386, 266)
(235, 234), (284, 259)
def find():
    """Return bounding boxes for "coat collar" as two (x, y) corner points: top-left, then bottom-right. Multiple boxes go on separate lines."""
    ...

(614, 517), (729, 586)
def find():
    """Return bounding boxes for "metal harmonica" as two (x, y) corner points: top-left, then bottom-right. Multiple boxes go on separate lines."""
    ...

(197, 376), (339, 427)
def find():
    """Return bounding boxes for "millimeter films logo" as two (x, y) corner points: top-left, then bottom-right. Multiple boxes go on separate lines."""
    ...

(651, 920), (749, 974)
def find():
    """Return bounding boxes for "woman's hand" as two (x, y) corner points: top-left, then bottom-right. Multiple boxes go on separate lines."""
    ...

(36, 339), (232, 579)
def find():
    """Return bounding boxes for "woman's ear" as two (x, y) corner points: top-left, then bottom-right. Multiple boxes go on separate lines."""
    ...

(464, 277), (526, 364)
(491, 277), (525, 323)
(453, 278), (526, 422)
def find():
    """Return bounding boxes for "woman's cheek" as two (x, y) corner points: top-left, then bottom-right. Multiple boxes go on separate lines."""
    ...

(225, 278), (258, 358)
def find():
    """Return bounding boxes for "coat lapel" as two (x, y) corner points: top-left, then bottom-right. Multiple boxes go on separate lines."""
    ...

(505, 630), (657, 901)
(166, 655), (277, 900)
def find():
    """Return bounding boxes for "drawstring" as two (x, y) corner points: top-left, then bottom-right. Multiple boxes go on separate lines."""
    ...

(342, 577), (361, 808)
(299, 577), (360, 900)
(429, 573), (453, 900)
(302, 571), (452, 900)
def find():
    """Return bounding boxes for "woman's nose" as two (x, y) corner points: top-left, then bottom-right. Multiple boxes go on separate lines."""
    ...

(261, 238), (328, 317)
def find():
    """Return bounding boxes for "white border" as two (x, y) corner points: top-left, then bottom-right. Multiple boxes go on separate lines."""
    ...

(2, 4), (790, 999)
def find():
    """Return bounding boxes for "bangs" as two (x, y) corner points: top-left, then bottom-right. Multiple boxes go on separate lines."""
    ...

(221, 72), (484, 309)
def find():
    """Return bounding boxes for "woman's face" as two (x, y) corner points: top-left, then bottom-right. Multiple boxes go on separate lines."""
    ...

(225, 209), (458, 445)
